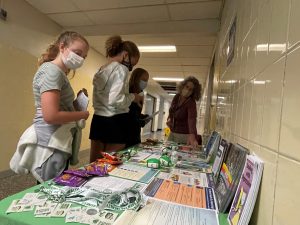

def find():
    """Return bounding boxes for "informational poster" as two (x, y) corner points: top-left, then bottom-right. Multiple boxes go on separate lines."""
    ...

(227, 16), (237, 66)
(109, 164), (159, 183)
(144, 178), (217, 210)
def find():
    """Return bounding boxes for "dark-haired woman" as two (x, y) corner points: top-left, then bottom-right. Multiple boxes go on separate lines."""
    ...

(126, 68), (150, 147)
(89, 35), (143, 162)
(166, 76), (201, 148)
(10, 31), (90, 182)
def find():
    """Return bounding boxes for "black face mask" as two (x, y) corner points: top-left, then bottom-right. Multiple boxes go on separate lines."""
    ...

(121, 55), (133, 71)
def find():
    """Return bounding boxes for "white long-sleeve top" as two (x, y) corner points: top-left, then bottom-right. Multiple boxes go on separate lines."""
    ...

(92, 61), (135, 117)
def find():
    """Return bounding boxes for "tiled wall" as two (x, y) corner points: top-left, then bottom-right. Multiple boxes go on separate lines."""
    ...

(214, 0), (300, 224)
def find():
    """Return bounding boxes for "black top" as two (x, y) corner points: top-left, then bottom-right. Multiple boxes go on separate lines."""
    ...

(126, 102), (148, 147)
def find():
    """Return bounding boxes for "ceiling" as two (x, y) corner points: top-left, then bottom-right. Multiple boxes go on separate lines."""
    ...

(25, 0), (223, 100)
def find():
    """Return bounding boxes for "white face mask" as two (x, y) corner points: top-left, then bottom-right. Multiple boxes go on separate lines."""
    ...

(139, 80), (148, 90)
(62, 50), (84, 70)
(181, 88), (192, 97)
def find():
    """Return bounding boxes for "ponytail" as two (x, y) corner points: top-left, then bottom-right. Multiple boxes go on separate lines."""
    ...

(105, 35), (140, 59)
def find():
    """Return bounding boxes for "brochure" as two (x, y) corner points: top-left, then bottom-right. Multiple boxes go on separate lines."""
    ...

(166, 168), (214, 187)
(211, 139), (230, 184)
(84, 176), (147, 192)
(144, 178), (217, 210)
(141, 110), (160, 121)
(109, 163), (159, 184)
(214, 144), (249, 212)
(228, 154), (263, 225)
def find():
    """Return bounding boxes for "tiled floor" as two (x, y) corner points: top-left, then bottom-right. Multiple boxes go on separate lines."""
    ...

(0, 131), (165, 200)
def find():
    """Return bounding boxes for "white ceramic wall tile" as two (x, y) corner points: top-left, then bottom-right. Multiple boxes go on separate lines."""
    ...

(254, 1), (272, 75)
(273, 156), (300, 225)
(239, 40), (248, 84)
(236, 0), (245, 41)
(245, 23), (257, 80)
(279, 46), (300, 160)
(241, 0), (252, 42)
(248, 142), (260, 154)
(268, 0), (290, 62)
(231, 91), (238, 135)
(250, 0), (262, 26)
(287, 0), (300, 48)
(240, 82), (252, 139)
(225, 94), (234, 136)
(250, 147), (277, 225)
(235, 87), (245, 136)
(248, 76), (264, 144)
(260, 57), (285, 151)
(237, 138), (249, 149)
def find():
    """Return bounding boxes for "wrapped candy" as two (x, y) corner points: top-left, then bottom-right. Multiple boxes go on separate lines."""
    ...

(54, 173), (87, 187)
(84, 163), (108, 176)
(63, 169), (90, 178)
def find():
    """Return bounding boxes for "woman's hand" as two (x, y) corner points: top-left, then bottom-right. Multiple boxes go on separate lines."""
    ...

(81, 111), (90, 120)
(187, 134), (198, 149)
(166, 117), (173, 129)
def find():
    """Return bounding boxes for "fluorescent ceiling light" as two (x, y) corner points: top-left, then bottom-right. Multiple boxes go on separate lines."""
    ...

(256, 43), (286, 52)
(153, 77), (184, 82)
(138, 45), (176, 52)
(251, 80), (271, 84)
(221, 80), (237, 84)
(168, 93), (176, 96)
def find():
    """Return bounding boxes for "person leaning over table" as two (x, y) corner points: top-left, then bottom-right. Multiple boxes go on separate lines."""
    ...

(126, 68), (151, 147)
(10, 31), (90, 183)
(166, 76), (201, 148)
(89, 35), (143, 162)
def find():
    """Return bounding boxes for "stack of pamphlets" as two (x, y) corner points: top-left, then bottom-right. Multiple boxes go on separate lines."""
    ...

(113, 199), (219, 225)
(214, 144), (249, 212)
(211, 139), (230, 184)
(227, 154), (264, 225)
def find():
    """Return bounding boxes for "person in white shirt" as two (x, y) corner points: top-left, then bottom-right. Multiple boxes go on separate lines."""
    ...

(89, 35), (143, 162)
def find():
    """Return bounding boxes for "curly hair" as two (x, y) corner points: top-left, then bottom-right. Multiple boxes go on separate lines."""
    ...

(177, 76), (201, 101)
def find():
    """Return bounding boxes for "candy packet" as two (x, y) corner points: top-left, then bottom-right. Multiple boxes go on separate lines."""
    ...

(84, 163), (108, 176)
(54, 174), (87, 187)
(63, 169), (90, 178)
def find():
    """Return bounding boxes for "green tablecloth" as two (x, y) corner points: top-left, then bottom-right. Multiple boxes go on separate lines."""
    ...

(0, 184), (229, 225)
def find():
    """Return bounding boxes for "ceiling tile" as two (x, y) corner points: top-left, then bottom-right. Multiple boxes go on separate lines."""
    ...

(26, 0), (78, 13)
(180, 57), (211, 66)
(169, 1), (222, 20)
(166, 0), (216, 3)
(139, 57), (182, 66)
(86, 5), (169, 25)
(48, 12), (94, 27)
(72, 0), (165, 10)
(182, 65), (209, 73)
(66, 19), (219, 36)
(177, 46), (214, 57)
